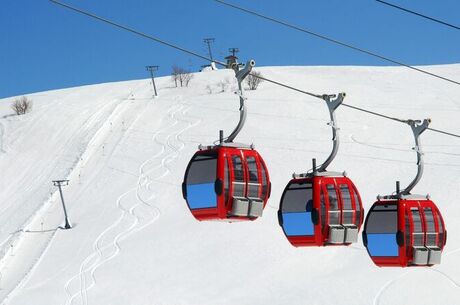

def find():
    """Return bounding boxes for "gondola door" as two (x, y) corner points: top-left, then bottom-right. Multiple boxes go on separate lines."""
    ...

(242, 150), (265, 217)
(322, 180), (345, 244)
(339, 182), (361, 243)
(425, 205), (445, 264)
(228, 151), (249, 217)
(403, 201), (445, 265)
(405, 203), (428, 265)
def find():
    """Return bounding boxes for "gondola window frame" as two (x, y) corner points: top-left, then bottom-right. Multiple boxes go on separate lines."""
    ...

(326, 184), (341, 225)
(231, 154), (246, 198)
(339, 184), (354, 225)
(365, 204), (399, 257)
(423, 207), (437, 247)
(184, 153), (219, 210)
(410, 207), (424, 247)
(281, 181), (315, 236)
(351, 185), (362, 225)
(435, 211), (445, 247)
(246, 155), (261, 199)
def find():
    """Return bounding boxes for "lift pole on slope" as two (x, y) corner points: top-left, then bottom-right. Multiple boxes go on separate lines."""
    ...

(203, 38), (215, 63)
(229, 47), (239, 57)
(145, 65), (159, 97)
(53, 180), (72, 229)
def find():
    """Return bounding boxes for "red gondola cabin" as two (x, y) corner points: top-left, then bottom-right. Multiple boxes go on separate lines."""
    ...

(363, 197), (446, 267)
(182, 146), (270, 221)
(278, 172), (364, 247)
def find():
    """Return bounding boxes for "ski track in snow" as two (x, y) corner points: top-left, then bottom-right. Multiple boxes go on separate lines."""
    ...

(429, 268), (460, 288)
(373, 268), (460, 305)
(0, 230), (58, 305)
(0, 92), (144, 305)
(63, 96), (201, 305)
(373, 247), (460, 305)
(373, 270), (412, 305)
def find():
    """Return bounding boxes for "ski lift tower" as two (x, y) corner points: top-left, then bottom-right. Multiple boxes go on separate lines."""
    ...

(53, 180), (72, 229)
(145, 65), (159, 97)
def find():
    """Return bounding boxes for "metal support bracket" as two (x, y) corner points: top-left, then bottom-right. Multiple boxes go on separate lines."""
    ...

(318, 92), (346, 172)
(399, 118), (431, 196)
(224, 59), (255, 143)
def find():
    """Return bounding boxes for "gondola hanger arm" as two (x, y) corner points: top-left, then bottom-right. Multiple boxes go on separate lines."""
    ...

(317, 92), (346, 172)
(224, 60), (255, 143)
(398, 118), (431, 196)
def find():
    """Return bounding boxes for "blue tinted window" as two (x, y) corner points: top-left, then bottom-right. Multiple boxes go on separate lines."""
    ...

(281, 182), (314, 236)
(367, 234), (399, 256)
(366, 204), (399, 257)
(187, 183), (217, 209)
(283, 212), (314, 236)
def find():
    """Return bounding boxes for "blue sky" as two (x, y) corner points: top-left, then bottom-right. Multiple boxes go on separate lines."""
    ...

(2, 0), (460, 98)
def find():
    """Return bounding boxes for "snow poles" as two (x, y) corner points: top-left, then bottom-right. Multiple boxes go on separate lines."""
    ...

(52, 180), (72, 229)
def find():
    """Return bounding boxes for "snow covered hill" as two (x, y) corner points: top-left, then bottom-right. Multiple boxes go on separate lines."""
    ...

(0, 64), (459, 305)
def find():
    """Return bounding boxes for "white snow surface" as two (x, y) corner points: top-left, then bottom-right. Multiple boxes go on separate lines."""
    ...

(0, 65), (459, 305)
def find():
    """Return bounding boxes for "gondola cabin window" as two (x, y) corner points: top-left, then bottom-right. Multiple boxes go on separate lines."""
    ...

(435, 212), (445, 248)
(352, 188), (362, 225)
(340, 185), (353, 225)
(281, 182), (314, 236)
(261, 163), (268, 199)
(232, 155), (245, 197)
(185, 154), (218, 209)
(326, 185), (340, 225)
(424, 208), (437, 247)
(411, 208), (424, 247)
(246, 156), (260, 198)
(365, 204), (399, 257)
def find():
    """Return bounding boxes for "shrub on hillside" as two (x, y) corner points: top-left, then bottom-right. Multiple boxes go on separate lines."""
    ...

(11, 96), (32, 115)
(246, 71), (264, 90)
(171, 65), (194, 87)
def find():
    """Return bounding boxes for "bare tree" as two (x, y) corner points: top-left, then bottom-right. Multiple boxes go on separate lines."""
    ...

(171, 65), (180, 87)
(183, 71), (194, 87)
(11, 96), (32, 115)
(171, 65), (194, 87)
(246, 71), (264, 90)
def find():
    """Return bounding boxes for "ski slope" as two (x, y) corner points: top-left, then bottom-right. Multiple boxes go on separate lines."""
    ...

(0, 64), (459, 305)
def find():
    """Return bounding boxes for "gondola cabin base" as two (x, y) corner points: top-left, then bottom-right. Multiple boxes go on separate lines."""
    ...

(183, 145), (270, 222)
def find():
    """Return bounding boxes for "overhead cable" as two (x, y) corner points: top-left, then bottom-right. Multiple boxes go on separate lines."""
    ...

(427, 127), (460, 139)
(49, 0), (460, 140)
(376, 0), (460, 31)
(49, 0), (227, 66)
(213, 0), (460, 87)
(341, 103), (406, 123)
